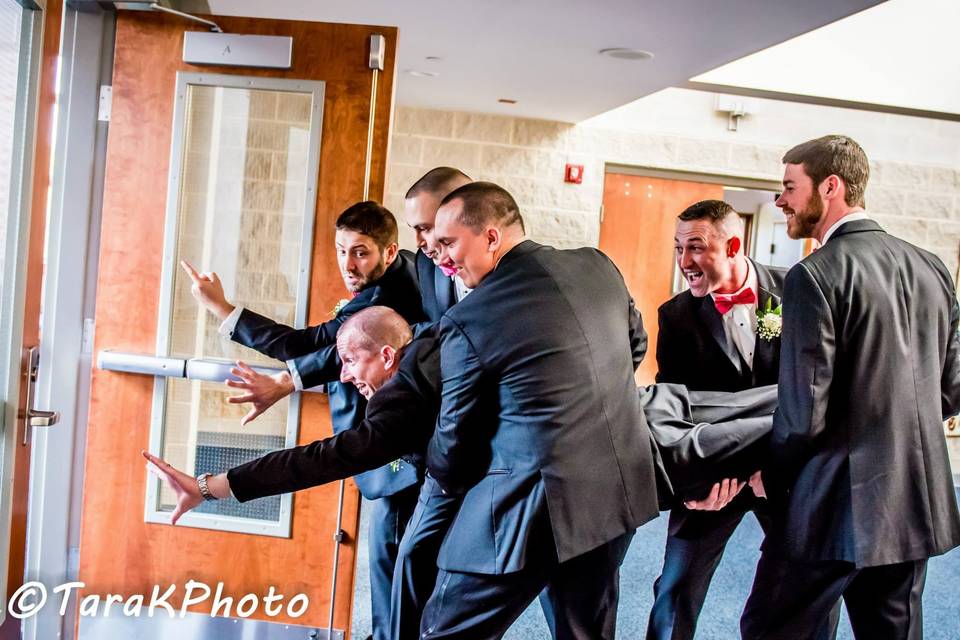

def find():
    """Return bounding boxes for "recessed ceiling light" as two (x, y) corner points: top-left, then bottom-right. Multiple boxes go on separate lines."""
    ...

(425, 56), (442, 62)
(599, 48), (654, 61)
(406, 70), (439, 78)
(498, 98), (517, 104)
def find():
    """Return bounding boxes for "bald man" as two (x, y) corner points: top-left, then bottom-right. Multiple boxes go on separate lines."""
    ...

(142, 306), (437, 519)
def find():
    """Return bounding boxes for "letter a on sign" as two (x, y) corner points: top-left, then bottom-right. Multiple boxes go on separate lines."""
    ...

(222, 45), (231, 57)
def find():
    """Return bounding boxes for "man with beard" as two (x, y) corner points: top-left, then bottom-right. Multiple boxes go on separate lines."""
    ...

(740, 135), (960, 638)
(182, 201), (425, 640)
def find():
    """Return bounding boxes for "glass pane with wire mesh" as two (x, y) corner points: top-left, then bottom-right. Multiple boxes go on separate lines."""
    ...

(156, 82), (317, 529)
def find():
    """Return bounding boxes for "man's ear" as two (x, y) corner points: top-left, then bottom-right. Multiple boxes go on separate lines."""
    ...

(380, 345), (398, 369)
(486, 226), (502, 253)
(383, 242), (399, 265)
(728, 236), (742, 258)
(821, 175), (842, 200)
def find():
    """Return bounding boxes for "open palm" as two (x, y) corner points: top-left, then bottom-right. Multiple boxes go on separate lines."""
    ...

(141, 450), (203, 525)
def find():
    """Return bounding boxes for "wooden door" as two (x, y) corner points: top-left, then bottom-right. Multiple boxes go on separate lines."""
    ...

(0, 1), (62, 637)
(78, 11), (396, 634)
(598, 174), (723, 385)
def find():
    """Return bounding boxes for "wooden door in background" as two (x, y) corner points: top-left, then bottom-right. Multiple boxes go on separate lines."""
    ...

(599, 174), (723, 385)
(78, 11), (396, 636)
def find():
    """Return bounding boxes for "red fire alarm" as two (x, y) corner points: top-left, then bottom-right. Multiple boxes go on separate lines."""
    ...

(564, 164), (584, 184)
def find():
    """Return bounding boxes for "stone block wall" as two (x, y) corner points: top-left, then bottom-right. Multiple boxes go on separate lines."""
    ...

(163, 85), (313, 477)
(385, 89), (960, 278)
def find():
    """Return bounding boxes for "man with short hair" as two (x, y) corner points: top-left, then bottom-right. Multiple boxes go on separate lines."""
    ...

(647, 199), (803, 640)
(403, 167), (473, 322)
(741, 135), (960, 638)
(183, 201), (426, 640)
(420, 181), (660, 638)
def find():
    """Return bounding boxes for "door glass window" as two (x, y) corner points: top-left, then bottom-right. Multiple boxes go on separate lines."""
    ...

(0, 0), (25, 338)
(147, 74), (324, 536)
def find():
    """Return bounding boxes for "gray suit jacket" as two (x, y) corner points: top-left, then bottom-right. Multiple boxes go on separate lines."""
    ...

(766, 219), (960, 567)
(426, 240), (660, 574)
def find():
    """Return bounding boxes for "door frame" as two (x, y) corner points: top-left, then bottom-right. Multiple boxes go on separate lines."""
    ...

(605, 163), (783, 192)
(603, 162), (785, 268)
(20, 5), (114, 640)
(0, 0), (54, 633)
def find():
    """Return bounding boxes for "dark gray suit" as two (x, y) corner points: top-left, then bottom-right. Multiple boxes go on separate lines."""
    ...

(421, 240), (660, 638)
(742, 219), (960, 639)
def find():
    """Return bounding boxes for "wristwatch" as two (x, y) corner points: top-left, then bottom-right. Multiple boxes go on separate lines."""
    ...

(197, 473), (217, 501)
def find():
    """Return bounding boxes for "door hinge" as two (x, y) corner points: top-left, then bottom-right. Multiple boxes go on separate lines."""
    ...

(599, 204), (605, 223)
(98, 85), (112, 122)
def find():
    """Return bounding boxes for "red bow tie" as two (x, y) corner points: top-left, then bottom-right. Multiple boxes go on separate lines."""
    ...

(713, 288), (756, 315)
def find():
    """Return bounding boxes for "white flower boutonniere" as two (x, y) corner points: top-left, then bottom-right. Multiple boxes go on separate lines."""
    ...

(757, 298), (783, 341)
(331, 298), (350, 318)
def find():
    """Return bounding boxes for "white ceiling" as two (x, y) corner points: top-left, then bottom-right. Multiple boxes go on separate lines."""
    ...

(206, 0), (884, 123)
(690, 0), (960, 117)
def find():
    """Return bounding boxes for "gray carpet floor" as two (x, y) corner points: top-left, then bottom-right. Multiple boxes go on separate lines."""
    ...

(352, 487), (960, 639)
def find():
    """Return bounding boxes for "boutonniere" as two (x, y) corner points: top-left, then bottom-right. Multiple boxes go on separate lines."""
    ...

(756, 298), (783, 341)
(331, 298), (350, 318)
(389, 459), (403, 473)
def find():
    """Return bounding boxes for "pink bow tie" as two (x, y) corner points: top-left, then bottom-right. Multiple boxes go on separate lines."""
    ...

(713, 288), (756, 315)
(439, 264), (459, 277)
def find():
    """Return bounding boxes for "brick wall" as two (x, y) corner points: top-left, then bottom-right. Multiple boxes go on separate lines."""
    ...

(385, 88), (960, 278)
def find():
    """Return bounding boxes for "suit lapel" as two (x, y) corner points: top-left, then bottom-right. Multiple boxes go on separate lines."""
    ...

(752, 261), (781, 383)
(434, 264), (455, 314)
(698, 295), (742, 375)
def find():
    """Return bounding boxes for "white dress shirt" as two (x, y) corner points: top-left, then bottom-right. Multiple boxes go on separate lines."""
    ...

(821, 211), (870, 245)
(710, 261), (759, 370)
(453, 275), (472, 302)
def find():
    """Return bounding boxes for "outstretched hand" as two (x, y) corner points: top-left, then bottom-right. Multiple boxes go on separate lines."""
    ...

(226, 361), (296, 426)
(180, 260), (234, 321)
(141, 450), (203, 525)
(683, 477), (745, 511)
(749, 470), (766, 499)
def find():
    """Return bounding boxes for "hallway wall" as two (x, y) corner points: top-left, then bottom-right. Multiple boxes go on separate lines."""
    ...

(385, 88), (960, 279)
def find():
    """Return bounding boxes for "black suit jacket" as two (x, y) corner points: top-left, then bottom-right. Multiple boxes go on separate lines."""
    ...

(416, 249), (456, 323)
(656, 260), (786, 391)
(766, 219), (960, 567)
(227, 332), (440, 501)
(229, 249), (427, 500)
(426, 240), (660, 575)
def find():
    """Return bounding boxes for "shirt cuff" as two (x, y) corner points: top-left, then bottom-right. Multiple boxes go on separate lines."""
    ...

(286, 358), (304, 391)
(218, 305), (244, 338)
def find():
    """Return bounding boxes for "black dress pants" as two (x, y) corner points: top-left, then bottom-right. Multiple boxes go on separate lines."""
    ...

(367, 485), (420, 640)
(741, 550), (927, 640)
(419, 530), (635, 640)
